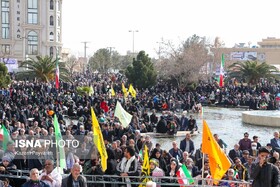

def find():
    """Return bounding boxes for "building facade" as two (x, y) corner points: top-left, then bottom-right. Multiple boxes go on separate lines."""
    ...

(211, 38), (280, 72)
(0, 0), (62, 65)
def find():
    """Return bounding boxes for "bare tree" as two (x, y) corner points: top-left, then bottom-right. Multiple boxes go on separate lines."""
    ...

(65, 55), (78, 77)
(156, 35), (211, 88)
(0, 45), (12, 64)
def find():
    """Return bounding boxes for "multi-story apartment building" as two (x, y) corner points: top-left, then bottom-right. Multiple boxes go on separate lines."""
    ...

(0, 0), (62, 69)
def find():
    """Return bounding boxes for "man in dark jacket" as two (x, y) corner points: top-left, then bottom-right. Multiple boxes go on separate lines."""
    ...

(228, 144), (242, 162)
(179, 132), (195, 156)
(62, 163), (87, 187)
(21, 168), (50, 187)
(116, 146), (141, 187)
(252, 147), (279, 187)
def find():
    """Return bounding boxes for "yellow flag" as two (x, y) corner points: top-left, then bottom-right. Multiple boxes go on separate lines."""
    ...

(122, 83), (128, 98)
(91, 107), (108, 172)
(128, 84), (137, 98)
(202, 120), (231, 184)
(139, 145), (150, 187)
(89, 85), (94, 96)
(111, 86), (116, 97)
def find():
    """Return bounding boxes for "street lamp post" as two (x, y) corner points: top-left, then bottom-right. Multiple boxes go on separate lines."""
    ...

(128, 30), (138, 55)
(156, 41), (163, 59)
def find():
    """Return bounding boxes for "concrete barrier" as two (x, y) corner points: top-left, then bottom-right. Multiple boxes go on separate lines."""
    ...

(242, 111), (280, 127)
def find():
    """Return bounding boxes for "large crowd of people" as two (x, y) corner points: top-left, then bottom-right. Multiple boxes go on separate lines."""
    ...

(0, 72), (280, 187)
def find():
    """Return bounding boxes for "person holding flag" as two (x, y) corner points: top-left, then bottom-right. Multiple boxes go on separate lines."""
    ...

(202, 120), (231, 184)
(176, 158), (195, 186)
(116, 146), (141, 187)
(0, 124), (10, 151)
(139, 145), (151, 187)
(53, 114), (66, 174)
(164, 158), (180, 187)
(91, 107), (108, 172)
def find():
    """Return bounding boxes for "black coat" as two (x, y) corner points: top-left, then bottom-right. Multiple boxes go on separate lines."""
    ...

(252, 162), (279, 187)
(228, 149), (242, 161)
(156, 119), (167, 133)
(61, 174), (87, 187)
(179, 138), (195, 155)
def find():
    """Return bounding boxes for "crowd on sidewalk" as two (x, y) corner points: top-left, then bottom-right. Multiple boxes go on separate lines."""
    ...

(0, 72), (280, 187)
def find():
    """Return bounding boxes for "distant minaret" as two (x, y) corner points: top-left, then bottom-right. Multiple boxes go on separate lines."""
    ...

(214, 37), (223, 48)
(248, 41), (252, 48)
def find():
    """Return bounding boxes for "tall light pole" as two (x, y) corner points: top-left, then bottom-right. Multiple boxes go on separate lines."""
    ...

(156, 41), (163, 59)
(128, 30), (138, 56)
(107, 46), (115, 71)
(81, 41), (89, 73)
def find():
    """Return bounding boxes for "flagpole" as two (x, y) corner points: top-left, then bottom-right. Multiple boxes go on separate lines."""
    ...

(56, 143), (60, 173)
(201, 108), (205, 187)
(201, 153), (205, 186)
(55, 47), (59, 90)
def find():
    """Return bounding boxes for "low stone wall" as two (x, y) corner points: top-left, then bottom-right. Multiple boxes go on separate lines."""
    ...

(242, 111), (280, 127)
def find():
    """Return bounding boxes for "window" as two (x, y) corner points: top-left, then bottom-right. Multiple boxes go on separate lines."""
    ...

(50, 47), (54, 57)
(1, 0), (9, 39)
(50, 0), (54, 10)
(50, 16), (54, 26)
(27, 31), (38, 55)
(49, 32), (54, 41)
(2, 44), (10, 54)
(28, 0), (38, 24)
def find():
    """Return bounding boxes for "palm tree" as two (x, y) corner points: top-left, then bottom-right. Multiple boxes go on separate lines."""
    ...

(227, 61), (279, 84)
(0, 62), (11, 88)
(17, 55), (71, 82)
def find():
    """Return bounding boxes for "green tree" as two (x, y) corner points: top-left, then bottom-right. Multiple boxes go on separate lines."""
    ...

(125, 51), (157, 89)
(88, 48), (111, 73)
(111, 51), (121, 71)
(118, 55), (134, 73)
(0, 63), (11, 88)
(227, 61), (279, 84)
(16, 55), (70, 82)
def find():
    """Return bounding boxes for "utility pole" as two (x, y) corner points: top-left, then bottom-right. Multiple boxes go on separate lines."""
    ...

(128, 30), (139, 57)
(107, 46), (115, 54)
(107, 47), (115, 71)
(81, 41), (89, 73)
(156, 41), (162, 60)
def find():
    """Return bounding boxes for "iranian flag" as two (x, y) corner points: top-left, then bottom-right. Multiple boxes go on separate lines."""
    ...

(55, 56), (59, 89)
(176, 164), (195, 186)
(219, 53), (225, 87)
(0, 124), (10, 151)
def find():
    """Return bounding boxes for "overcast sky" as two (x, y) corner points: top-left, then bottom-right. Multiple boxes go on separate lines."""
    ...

(62, 0), (280, 58)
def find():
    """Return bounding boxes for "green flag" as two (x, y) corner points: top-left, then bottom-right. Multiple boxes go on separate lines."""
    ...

(0, 124), (10, 151)
(176, 164), (195, 185)
(53, 115), (66, 173)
